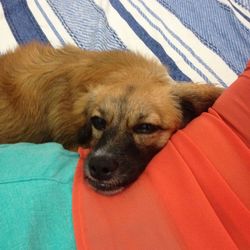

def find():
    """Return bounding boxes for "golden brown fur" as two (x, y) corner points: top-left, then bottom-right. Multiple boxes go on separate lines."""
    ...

(0, 42), (223, 193)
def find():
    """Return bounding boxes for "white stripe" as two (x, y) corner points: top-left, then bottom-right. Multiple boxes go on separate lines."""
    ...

(27, 0), (62, 47)
(218, 0), (250, 29)
(136, 0), (228, 84)
(0, 3), (18, 54)
(121, 0), (209, 83)
(34, 0), (76, 47)
(231, 0), (250, 18)
(94, 0), (204, 82)
(127, 0), (238, 85)
(94, 0), (156, 58)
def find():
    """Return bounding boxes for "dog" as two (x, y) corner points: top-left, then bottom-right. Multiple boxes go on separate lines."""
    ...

(0, 42), (223, 194)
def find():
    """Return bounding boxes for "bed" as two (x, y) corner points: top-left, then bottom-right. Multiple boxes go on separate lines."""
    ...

(0, 1), (250, 249)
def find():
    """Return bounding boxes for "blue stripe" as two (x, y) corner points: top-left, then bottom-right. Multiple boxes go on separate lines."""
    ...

(110, 0), (190, 82)
(157, 0), (250, 75)
(136, 0), (227, 86)
(47, 0), (126, 51)
(1, 0), (48, 44)
(34, 0), (65, 45)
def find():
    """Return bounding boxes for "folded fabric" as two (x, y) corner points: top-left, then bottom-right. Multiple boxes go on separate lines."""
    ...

(73, 63), (250, 250)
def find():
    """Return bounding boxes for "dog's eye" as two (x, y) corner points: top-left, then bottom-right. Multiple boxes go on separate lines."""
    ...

(133, 123), (160, 134)
(91, 116), (106, 130)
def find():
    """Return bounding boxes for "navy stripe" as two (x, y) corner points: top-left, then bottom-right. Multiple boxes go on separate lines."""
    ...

(229, 0), (250, 23)
(110, 0), (190, 82)
(234, 0), (250, 12)
(34, 0), (65, 45)
(157, 0), (250, 75)
(1, 0), (49, 44)
(136, 0), (227, 86)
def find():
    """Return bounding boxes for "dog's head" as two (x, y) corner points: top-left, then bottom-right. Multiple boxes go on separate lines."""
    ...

(73, 52), (223, 194)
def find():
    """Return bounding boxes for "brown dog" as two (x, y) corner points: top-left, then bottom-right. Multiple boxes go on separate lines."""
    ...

(0, 42), (223, 194)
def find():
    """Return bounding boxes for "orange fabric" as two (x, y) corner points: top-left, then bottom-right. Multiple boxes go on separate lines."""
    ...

(73, 63), (250, 250)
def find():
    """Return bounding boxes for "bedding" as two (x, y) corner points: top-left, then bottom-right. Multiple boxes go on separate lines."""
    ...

(1, 0), (250, 86)
(0, 0), (250, 249)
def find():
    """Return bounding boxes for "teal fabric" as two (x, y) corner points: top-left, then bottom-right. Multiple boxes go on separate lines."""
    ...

(0, 143), (79, 250)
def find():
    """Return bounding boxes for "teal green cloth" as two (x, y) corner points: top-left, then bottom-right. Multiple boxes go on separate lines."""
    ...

(0, 143), (79, 250)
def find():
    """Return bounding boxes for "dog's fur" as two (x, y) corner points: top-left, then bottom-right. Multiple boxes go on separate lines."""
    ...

(0, 43), (223, 194)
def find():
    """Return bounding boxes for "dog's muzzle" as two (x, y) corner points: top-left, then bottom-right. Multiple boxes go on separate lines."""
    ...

(83, 130), (157, 195)
(85, 154), (125, 195)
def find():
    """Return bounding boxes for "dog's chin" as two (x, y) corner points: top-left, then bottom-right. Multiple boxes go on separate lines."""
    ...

(85, 176), (125, 196)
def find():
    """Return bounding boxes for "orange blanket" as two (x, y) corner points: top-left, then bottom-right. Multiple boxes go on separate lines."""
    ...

(73, 63), (250, 250)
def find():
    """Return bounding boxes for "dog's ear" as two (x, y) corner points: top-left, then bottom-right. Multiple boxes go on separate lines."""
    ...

(172, 83), (224, 127)
(77, 120), (92, 146)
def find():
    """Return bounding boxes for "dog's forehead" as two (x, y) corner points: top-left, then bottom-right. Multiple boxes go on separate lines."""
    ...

(98, 84), (147, 108)
(93, 83), (174, 125)
(101, 87), (136, 123)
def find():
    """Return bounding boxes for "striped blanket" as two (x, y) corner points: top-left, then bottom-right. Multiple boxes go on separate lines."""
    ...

(0, 0), (250, 87)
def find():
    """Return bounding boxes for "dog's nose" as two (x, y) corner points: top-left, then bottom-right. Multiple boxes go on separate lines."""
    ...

(88, 155), (118, 181)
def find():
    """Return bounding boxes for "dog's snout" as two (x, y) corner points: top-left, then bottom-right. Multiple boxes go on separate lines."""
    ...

(88, 155), (118, 181)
